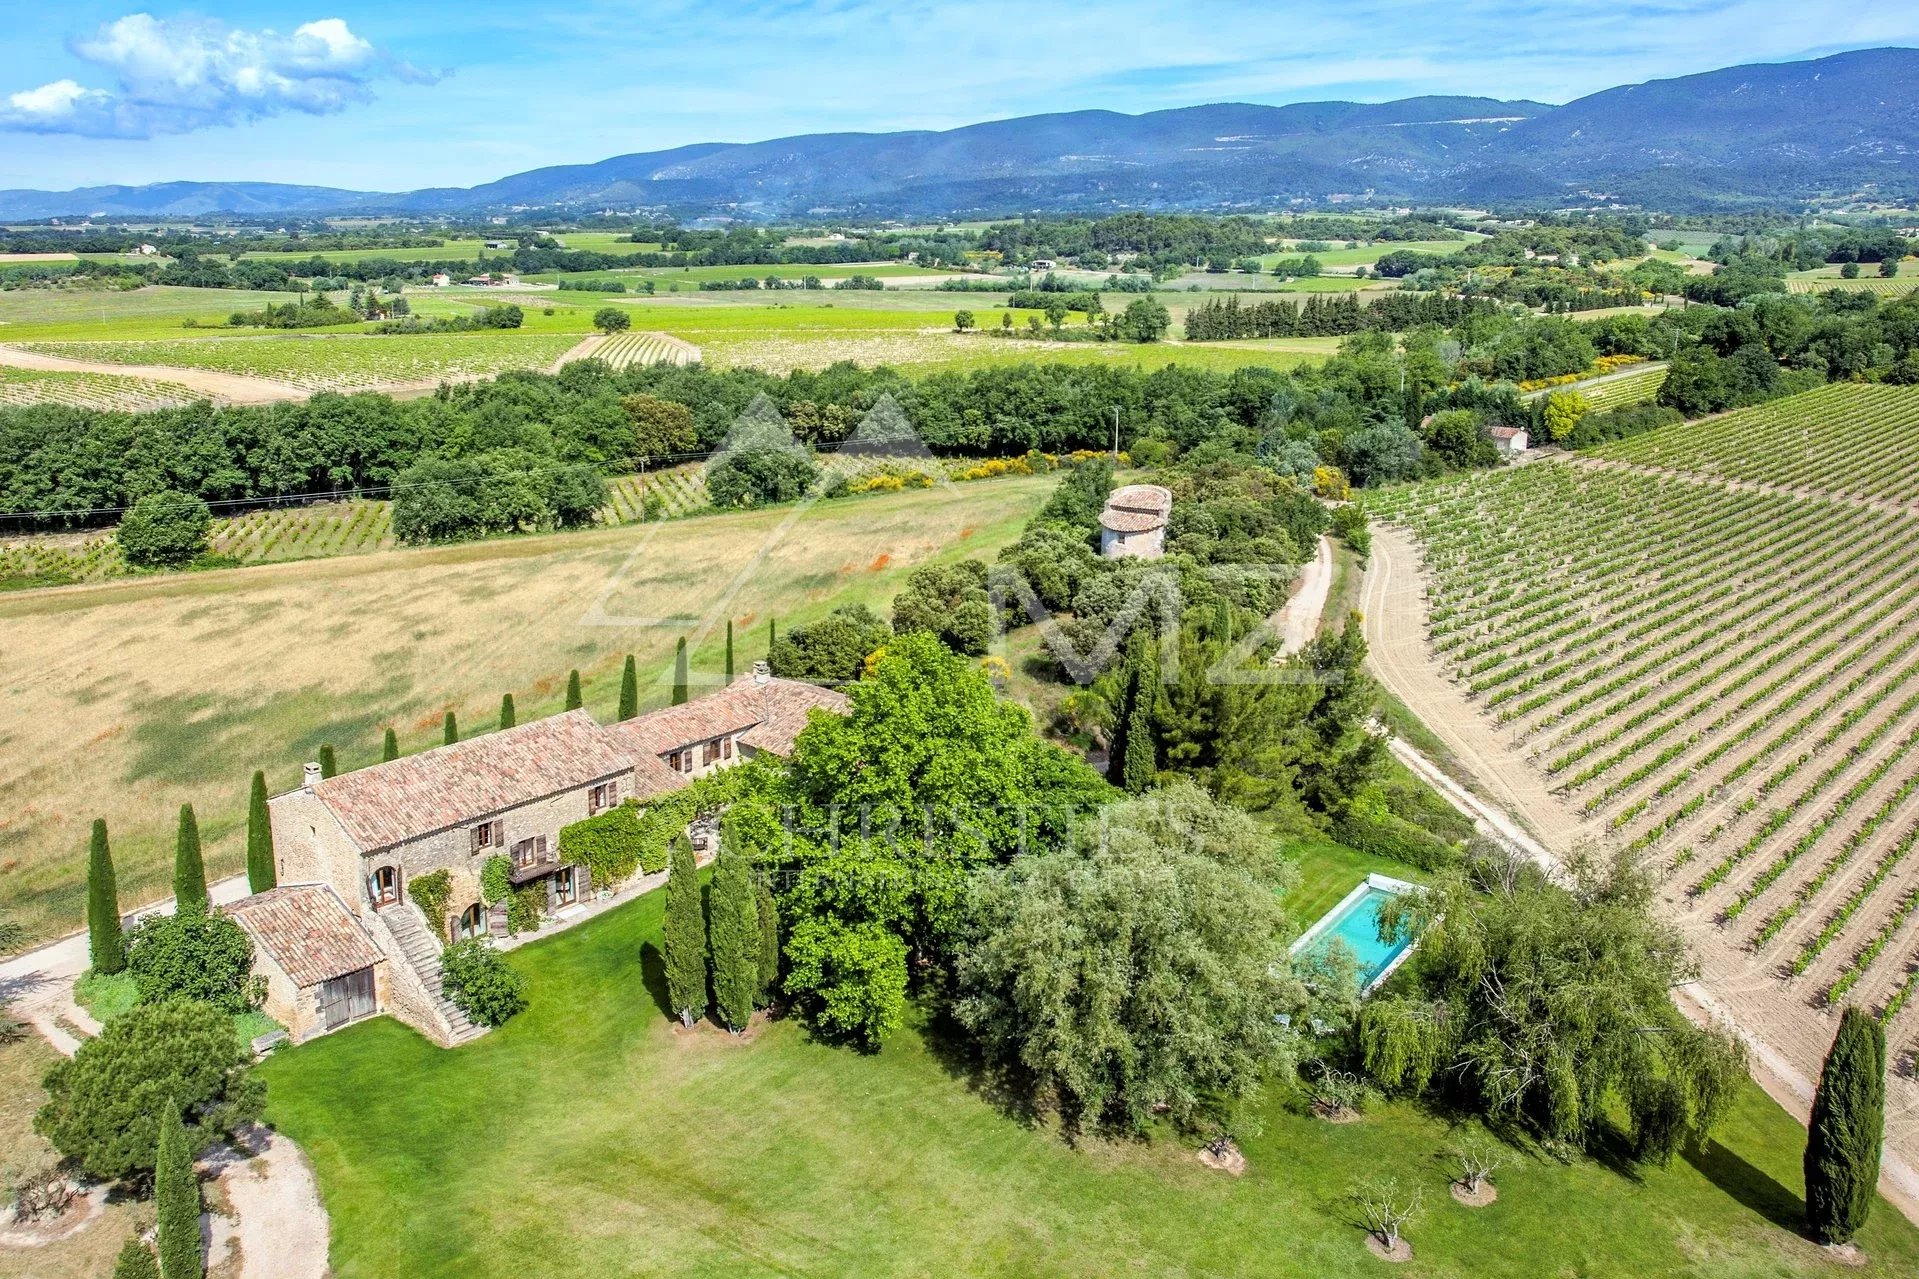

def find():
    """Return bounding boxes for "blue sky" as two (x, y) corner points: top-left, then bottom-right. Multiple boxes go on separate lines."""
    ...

(2, 1), (1915, 193)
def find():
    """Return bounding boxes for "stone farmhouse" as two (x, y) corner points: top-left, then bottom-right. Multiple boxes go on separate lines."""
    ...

(1098, 483), (1173, 559)
(254, 665), (847, 1046)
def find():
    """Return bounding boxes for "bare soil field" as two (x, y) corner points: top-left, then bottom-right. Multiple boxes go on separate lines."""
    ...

(1364, 437), (1919, 1178)
(0, 476), (1054, 947)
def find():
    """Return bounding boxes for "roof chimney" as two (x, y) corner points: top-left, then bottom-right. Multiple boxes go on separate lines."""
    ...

(753, 660), (771, 686)
(303, 762), (322, 790)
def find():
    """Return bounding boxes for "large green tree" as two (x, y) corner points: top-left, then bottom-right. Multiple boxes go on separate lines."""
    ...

(663, 836), (708, 1027)
(707, 841), (760, 1033)
(172, 804), (208, 914)
(954, 781), (1304, 1133)
(768, 604), (890, 683)
(87, 818), (126, 975)
(154, 1100), (202, 1279)
(245, 772), (275, 893)
(36, 999), (263, 1182)
(1805, 1006), (1887, 1245)
(117, 490), (211, 568)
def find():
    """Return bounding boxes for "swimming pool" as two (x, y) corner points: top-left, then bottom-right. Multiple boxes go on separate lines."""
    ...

(1291, 874), (1422, 994)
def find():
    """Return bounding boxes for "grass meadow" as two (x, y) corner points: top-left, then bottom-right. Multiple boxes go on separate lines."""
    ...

(257, 862), (1919, 1279)
(0, 476), (1055, 947)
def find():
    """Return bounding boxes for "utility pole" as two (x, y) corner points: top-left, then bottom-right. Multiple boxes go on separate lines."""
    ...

(1111, 406), (1120, 461)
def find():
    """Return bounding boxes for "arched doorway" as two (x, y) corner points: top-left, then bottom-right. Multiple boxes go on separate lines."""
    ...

(368, 865), (399, 907)
(457, 903), (487, 940)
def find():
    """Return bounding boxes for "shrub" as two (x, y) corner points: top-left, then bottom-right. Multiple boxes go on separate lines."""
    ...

(438, 941), (526, 1027)
(767, 604), (889, 683)
(112, 1238), (160, 1279)
(558, 802), (647, 889)
(126, 910), (259, 1013)
(408, 869), (453, 941)
(118, 490), (211, 568)
(35, 999), (264, 1182)
(1331, 795), (1459, 872)
(593, 307), (632, 334)
(508, 885), (544, 934)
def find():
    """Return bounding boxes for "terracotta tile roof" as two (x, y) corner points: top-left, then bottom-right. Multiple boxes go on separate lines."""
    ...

(1488, 426), (1527, 440)
(605, 674), (850, 764)
(311, 710), (633, 851)
(227, 884), (384, 989)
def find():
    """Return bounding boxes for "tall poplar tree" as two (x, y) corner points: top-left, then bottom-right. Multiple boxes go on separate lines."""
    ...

(173, 805), (208, 914)
(663, 836), (707, 1027)
(619, 655), (639, 720)
(1805, 1006), (1887, 1245)
(87, 818), (126, 975)
(245, 771), (275, 893)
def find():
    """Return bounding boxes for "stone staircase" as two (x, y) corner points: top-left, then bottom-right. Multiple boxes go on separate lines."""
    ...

(383, 904), (488, 1045)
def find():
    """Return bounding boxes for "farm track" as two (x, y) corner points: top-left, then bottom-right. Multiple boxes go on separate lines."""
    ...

(1363, 389), (1919, 1183)
(0, 340), (306, 402)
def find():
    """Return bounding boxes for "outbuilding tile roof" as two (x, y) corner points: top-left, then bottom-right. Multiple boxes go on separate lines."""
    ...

(605, 674), (851, 765)
(310, 709), (633, 851)
(227, 884), (384, 989)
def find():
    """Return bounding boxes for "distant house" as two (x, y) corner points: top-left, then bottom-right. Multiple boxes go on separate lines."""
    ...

(134, 243), (160, 256)
(430, 272), (452, 288)
(263, 668), (848, 1046)
(1099, 484), (1174, 559)
(1030, 259), (1058, 270)
(484, 239), (510, 250)
(1487, 425), (1530, 456)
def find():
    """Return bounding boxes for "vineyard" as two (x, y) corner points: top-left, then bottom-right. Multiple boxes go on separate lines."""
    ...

(1589, 383), (1919, 506)
(594, 330), (701, 369)
(1787, 275), (1919, 297)
(0, 365), (197, 411)
(1368, 440), (1919, 1061)
(16, 332), (583, 392)
(1572, 363), (1669, 412)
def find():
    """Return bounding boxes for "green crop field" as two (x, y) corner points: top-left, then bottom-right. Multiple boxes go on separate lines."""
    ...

(0, 364), (197, 410)
(532, 261), (936, 286)
(18, 331), (583, 390)
(1787, 272), (1919, 297)
(237, 238), (497, 263)
(0, 283), (341, 341)
(1591, 382), (1919, 502)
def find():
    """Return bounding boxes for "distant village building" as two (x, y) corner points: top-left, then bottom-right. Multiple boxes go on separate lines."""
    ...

(259, 666), (848, 1046)
(1099, 483), (1173, 559)
(1029, 259), (1058, 270)
(1487, 425), (1530, 457)
(431, 272), (452, 288)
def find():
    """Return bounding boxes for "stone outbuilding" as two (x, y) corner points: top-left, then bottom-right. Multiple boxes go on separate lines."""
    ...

(1098, 484), (1173, 559)
(226, 884), (388, 1043)
(1487, 425), (1530, 457)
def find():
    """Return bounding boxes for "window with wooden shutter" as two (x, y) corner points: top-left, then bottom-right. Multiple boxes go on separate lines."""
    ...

(722, 736), (733, 760)
(491, 819), (505, 848)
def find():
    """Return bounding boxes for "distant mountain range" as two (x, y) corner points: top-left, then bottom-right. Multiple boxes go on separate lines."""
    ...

(3, 48), (1915, 221)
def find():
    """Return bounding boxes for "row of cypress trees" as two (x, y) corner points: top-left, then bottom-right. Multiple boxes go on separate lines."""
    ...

(663, 834), (780, 1033)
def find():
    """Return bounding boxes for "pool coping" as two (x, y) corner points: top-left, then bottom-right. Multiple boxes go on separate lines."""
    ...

(1290, 872), (1424, 995)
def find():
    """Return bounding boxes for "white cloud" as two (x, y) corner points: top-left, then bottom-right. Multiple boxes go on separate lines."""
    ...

(0, 13), (432, 139)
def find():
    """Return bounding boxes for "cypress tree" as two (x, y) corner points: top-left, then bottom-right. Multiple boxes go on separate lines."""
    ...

(565, 669), (583, 711)
(1805, 1006), (1887, 1245)
(317, 744), (337, 779)
(1105, 655), (1133, 789)
(671, 637), (689, 705)
(755, 875), (781, 1004)
(708, 848), (760, 1032)
(443, 711), (458, 745)
(725, 620), (736, 682)
(381, 727), (399, 762)
(86, 818), (125, 975)
(618, 655), (639, 720)
(767, 618), (776, 651)
(245, 771), (275, 894)
(173, 804), (208, 915)
(1121, 647), (1157, 795)
(112, 1238), (160, 1279)
(499, 693), (516, 729)
(663, 836), (707, 1028)
(154, 1100), (202, 1279)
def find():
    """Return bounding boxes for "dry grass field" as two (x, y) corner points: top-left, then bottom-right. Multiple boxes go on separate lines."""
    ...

(0, 475), (1054, 947)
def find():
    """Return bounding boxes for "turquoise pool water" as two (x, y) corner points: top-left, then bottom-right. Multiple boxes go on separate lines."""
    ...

(1302, 885), (1413, 990)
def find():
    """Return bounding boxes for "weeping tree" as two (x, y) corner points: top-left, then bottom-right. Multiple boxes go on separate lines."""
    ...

(245, 771), (275, 893)
(87, 819), (126, 975)
(663, 835), (707, 1027)
(173, 805), (208, 915)
(1358, 847), (1746, 1160)
(1805, 1006), (1887, 1245)
(619, 655), (639, 720)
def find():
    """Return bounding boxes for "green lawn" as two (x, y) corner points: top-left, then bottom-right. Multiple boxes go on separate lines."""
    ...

(262, 880), (1919, 1279)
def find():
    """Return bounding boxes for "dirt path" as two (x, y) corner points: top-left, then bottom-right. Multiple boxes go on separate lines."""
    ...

(1270, 534), (1333, 659)
(0, 343), (308, 403)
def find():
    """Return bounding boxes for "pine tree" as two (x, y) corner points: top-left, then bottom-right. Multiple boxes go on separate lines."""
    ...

(755, 875), (781, 1004)
(112, 1238), (160, 1279)
(671, 638), (689, 706)
(317, 744), (337, 779)
(565, 669), (583, 711)
(708, 849), (760, 1032)
(245, 771), (275, 894)
(86, 818), (126, 975)
(443, 711), (458, 745)
(154, 1100), (202, 1279)
(382, 727), (399, 762)
(1805, 1006), (1887, 1245)
(725, 620), (736, 682)
(618, 655), (639, 720)
(173, 805), (208, 915)
(499, 693), (516, 729)
(663, 836), (707, 1027)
